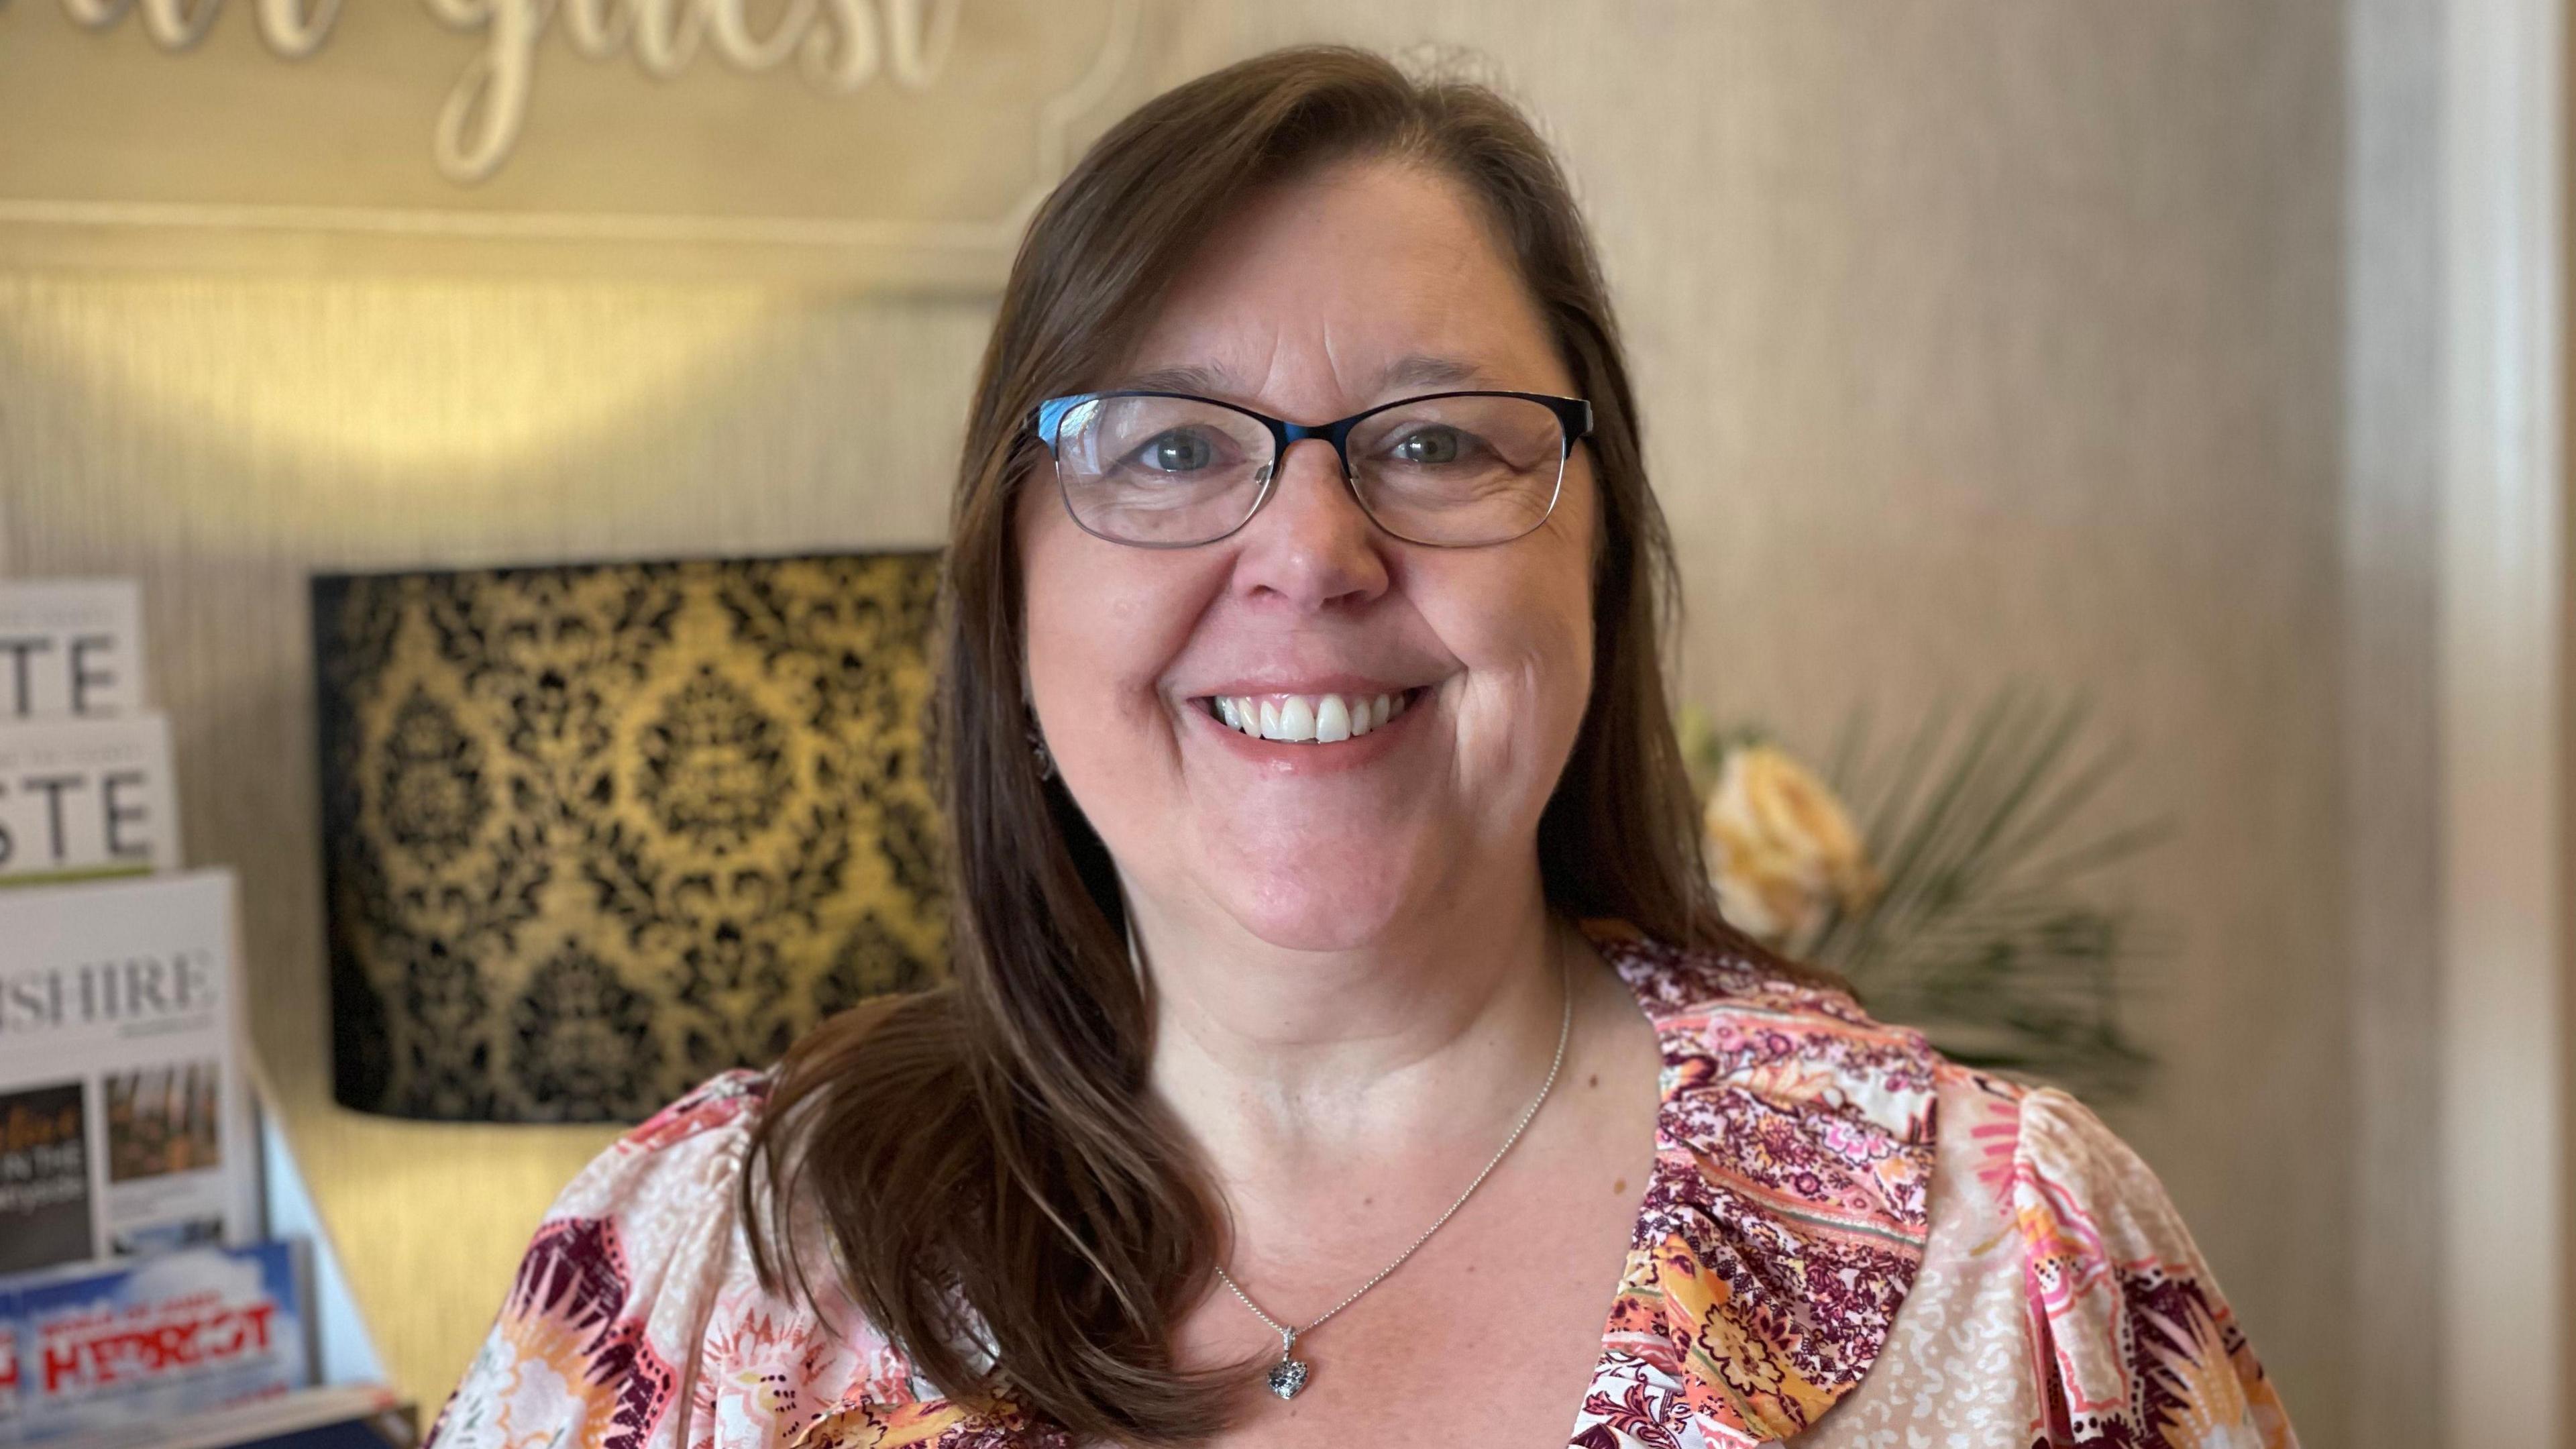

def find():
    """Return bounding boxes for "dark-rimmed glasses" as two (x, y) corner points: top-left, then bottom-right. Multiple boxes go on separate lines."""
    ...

(1028, 389), (1592, 548)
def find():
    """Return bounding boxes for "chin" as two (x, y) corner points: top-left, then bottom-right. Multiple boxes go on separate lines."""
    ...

(1216, 858), (1426, 954)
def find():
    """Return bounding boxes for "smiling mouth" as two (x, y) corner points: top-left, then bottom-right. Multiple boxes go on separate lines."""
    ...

(1196, 688), (1424, 743)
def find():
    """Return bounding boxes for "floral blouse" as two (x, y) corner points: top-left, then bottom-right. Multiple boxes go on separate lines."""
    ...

(424, 922), (2298, 1448)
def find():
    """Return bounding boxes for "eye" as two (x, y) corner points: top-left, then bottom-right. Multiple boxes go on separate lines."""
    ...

(1389, 426), (1470, 466)
(1134, 429), (1218, 473)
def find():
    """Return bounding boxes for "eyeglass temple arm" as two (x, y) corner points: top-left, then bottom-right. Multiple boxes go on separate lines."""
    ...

(1558, 398), (1593, 449)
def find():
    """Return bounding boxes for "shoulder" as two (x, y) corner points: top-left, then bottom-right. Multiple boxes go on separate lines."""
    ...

(1986, 1082), (2299, 1446)
(546, 1068), (773, 1218)
(425, 1070), (924, 1449)
(1834, 1055), (2304, 1446)
(1584, 922), (2297, 1446)
(1582, 918), (1945, 1140)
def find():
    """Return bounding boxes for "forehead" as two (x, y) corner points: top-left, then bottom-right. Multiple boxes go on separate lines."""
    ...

(1110, 158), (1572, 408)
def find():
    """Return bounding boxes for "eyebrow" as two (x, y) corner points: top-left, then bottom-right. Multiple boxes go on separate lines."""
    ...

(1104, 354), (1499, 404)
(1375, 354), (1493, 391)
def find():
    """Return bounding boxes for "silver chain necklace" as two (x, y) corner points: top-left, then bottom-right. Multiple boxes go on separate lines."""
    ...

(1205, 943), (1574, 1402)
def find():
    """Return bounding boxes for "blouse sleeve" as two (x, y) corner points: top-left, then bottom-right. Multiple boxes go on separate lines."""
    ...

(420, 1070), (919, 1449)
(2010, 1086), (2299, 1449)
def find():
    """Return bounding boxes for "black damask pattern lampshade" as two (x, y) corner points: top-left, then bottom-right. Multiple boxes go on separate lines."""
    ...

(313, 552), (949, 1123)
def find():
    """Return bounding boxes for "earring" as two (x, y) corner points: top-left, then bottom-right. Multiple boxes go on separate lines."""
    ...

(1027, 716), (1056, 781)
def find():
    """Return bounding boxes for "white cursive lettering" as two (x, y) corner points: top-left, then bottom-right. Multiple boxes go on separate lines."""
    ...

(49, 0), (969, 184)
(257, 0), (343, 58)
(429, 0), (966, 182)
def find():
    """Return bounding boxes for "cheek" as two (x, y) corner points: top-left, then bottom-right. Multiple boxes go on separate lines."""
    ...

(1487, 480), (1599, 733)
(1415, 540), (1595, 775)
(1511, 574), (1597, 740)
(1020, 491), (1118, 725)
(1016, 492), (1212, 747)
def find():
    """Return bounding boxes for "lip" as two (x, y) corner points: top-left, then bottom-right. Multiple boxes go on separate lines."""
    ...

(1181, 682), (1434, 769)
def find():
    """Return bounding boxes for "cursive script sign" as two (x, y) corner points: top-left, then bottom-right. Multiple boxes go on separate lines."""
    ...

(55, 0), (969, 182)
(0, 0), (1175, 287)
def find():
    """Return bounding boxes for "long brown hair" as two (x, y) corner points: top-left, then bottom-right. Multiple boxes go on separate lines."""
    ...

(743, 44), (1789, 1445)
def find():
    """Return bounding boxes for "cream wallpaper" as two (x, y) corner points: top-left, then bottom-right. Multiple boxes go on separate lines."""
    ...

(0, 1), (2357, 1440)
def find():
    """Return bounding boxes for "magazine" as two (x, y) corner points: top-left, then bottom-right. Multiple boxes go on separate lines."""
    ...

(44, 1382), (409, 1449)
(0, 584), (145, 722)
(0, 717), (180, 888)
(0, 1241), (311, 1444)
(0, 873), (255, 1277)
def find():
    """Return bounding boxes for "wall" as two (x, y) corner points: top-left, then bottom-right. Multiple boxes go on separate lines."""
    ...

(0, 1), (2356, 1435)
(2343, 0), (2442, 1444)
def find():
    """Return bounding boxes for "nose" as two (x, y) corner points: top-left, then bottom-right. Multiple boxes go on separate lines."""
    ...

(1228, 436), (1390, 610)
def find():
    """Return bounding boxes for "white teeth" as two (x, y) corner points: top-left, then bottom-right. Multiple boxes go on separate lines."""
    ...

(1214, 690), (1411, 744)
(1315, 694), (1351, 743)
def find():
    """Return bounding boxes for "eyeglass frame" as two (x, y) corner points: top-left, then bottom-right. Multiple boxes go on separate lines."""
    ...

(1026, 388), (1595, 549)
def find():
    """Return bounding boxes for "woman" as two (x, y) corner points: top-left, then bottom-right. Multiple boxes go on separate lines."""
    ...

(427, 47), (2298, 1449)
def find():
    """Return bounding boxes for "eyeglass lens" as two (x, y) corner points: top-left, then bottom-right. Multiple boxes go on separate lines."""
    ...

(1050, 394), (1568, 547)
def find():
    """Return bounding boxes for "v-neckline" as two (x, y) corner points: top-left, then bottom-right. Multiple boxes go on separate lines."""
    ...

(1549, 922), (1691, 1449)
(1551, 920), (1941, 1448)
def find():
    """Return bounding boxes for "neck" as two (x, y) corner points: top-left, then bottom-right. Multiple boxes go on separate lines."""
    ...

(1128, 867), (1571, 1180)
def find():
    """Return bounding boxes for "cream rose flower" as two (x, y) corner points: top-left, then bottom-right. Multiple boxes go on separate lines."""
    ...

(1704, 743), (1883, 955)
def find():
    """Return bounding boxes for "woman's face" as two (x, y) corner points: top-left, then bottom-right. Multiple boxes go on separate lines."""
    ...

(1017, 158), (1598, 953)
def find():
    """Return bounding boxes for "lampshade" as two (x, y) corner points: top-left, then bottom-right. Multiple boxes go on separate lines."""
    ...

(313, 552), (947, 1122)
